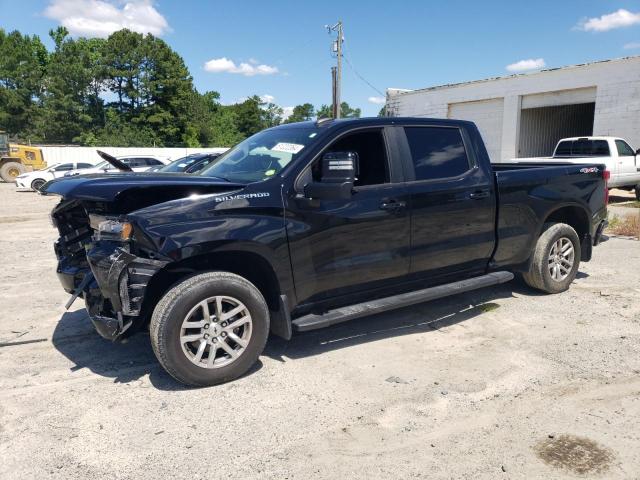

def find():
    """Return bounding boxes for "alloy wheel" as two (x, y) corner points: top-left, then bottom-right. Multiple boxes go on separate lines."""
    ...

(179, 296), (252, 369)
(548, 237), (575, 282)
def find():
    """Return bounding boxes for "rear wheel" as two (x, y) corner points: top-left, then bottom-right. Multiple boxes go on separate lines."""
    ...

(522, 223), (581, 294)
(0, 162), (26, 182)
(150, 272), (270, 387)
(31, 178), (46, 191)
(635, 185), (640, 201)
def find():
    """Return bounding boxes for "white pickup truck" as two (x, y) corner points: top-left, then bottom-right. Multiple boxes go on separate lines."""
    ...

(513, 137), (640, 199)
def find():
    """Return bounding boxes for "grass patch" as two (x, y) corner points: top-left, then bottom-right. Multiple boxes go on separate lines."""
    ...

(607, 214), (640, 239)
(617, 201), (640, 209)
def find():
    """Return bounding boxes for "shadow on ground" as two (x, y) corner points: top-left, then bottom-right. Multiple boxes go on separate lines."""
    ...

(51, 277), (555, 388)
(263, 278), (546, 362)
(51, 310), (265, 390)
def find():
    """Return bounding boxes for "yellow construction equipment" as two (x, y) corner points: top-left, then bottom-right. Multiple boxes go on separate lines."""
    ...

(0, 132), (46, 182)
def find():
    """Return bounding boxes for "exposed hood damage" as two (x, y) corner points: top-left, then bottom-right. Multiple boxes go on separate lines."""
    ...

(42, 173), (245, 212)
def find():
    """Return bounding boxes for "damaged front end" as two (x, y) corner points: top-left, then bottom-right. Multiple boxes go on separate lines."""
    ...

(52, 199), (167, 340)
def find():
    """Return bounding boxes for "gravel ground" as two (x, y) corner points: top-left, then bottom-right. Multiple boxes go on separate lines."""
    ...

(0, 183), (639, 479)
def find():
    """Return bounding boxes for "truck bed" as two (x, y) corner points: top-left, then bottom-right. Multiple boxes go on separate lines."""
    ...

(489, 161), (607, 270)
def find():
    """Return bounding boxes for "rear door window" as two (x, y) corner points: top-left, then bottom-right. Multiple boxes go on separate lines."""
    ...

(404, 127), (470, 181)
(615, 140), (635, 157)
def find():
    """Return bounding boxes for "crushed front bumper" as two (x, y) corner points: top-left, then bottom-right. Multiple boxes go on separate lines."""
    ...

(59, 244), (167, 340)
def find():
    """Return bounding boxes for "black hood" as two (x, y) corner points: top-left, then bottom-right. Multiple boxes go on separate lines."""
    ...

(41, 172), (245, 207)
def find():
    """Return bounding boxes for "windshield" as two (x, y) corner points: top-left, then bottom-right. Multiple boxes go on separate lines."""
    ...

(94, 160), (109, 169)
(160, 155), (205, 173)
(199, 127), (320, 183)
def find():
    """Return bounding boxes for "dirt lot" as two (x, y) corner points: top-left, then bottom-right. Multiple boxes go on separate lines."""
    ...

(0, 183), (639, 479)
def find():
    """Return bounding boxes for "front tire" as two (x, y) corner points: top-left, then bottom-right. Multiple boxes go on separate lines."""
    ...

(522, 223), (581, 294)
(31, 178), (46, 191)
(150, 272), (270, 387)
(0, 162), (26, 182)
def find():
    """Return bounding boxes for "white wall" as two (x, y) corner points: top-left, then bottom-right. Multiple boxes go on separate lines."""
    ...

(386, 56), (640, 162)
(448, 98), (504, 163)
(38, 146), (228, 166)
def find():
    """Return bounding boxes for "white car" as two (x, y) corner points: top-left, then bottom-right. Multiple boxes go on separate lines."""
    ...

(512, 137), (640, 198)
(64, 155), (170, 176)
(15, 162), (95, 191)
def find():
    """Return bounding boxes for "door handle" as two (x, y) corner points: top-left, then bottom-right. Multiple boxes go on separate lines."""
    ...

(468, 190), (490, 200)
(379, 199), (406, 211)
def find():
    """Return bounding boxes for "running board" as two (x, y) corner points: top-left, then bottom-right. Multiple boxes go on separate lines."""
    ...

(291, 271), (514, 332)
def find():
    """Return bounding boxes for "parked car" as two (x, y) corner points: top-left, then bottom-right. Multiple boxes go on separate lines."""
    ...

(64, 155), (170, 176)
(15, 162), (95, 191)
(43, 117), (608, 386)
(149, 153), (222, 174)
(512, 136), (640, 199)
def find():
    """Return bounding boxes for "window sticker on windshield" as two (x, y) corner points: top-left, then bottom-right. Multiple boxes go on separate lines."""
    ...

(265, 169), (276, 176)
(271, 142), (305, 154)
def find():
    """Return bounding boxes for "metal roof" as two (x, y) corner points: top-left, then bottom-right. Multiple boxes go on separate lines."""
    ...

(388, 55), (640, 97)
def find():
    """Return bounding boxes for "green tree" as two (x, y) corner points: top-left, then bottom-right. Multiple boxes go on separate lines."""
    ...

(39, 27), (107, 143)
(100, 29), (198, 146)
(285, 103), (314, 123)
(316, 104), (332, 120)
(91, 108), (159, 146)
(232, 95), (265, 137)
(210, 106), (244, 147)
(261, 102), (283, 128)
(0, 29), (48, 137)
(340, 101), (361, 118)
(315, 102), (361, 120)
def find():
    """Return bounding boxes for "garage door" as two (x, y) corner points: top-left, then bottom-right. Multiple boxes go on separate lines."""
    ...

(448, 98), (504, 163)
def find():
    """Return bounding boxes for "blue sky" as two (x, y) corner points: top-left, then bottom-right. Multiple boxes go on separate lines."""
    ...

(2, 0), (640, 117)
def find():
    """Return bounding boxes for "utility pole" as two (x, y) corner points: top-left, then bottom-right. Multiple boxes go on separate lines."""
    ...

(331, 67), (338, 118)
(326, 21), (343, 119)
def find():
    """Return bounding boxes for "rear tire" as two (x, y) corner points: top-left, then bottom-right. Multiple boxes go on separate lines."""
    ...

(150, 272), (270, 387)
(522, 223), (581, 294)
(635, 185), (640, 201)
(31, 178), (46, 191)
(0, 162), (26, 182)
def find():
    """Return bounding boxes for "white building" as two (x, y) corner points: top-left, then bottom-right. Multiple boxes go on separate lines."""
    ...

(386, 56), (640, 162)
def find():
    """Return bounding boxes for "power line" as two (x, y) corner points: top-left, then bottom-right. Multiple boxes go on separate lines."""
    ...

(342, 38), (386, 98)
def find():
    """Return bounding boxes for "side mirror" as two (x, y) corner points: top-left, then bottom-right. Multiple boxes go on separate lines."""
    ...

(304, 151), (358, 200)
(635, 148), (640, 156)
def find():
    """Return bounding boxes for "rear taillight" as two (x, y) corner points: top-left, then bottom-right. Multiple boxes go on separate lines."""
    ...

(603, 169), (610, 204)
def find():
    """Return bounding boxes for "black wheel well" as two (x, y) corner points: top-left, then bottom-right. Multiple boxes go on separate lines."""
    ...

(140, 251), (282, 323)
(543, 206), (590, 239)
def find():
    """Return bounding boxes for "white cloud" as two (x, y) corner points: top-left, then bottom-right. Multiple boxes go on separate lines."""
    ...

(624, 42), (640, 49)
(368, 96), (386, 105)
(203, 57), (279, 76)
(506, 58), (546, 72)
(281, 106), (294, 120)
(43, 0), (169, 38)
(260, 94), (275, 103)
(578, 9), (640, 32)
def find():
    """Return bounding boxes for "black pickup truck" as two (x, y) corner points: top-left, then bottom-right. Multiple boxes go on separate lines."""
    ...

(43, 118), (608, 386)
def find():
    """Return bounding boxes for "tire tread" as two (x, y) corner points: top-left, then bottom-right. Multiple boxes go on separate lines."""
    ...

(150, 271), (269, 386)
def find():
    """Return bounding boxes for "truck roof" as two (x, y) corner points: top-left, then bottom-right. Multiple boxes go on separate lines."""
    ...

(277, 117), (478, 130)
(558, 136), (625, 142)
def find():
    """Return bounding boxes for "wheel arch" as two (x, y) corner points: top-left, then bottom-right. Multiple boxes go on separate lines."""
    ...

(542, 204), (590, 240)
(140, 249), (286, 332)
